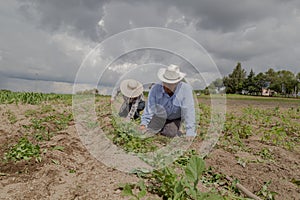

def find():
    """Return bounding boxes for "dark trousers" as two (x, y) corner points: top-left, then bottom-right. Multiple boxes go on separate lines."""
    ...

(119, 100), (145, 119)
(148, 115), (182, 137)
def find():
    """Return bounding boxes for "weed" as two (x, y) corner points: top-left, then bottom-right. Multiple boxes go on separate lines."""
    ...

(109, 116), (158, 153)
(40, 104), (55, 114)
(4, 137), (41, 162)
(291, 178), (300, 186)
(256, 181), (277, 200)
(24, 109), (37, 117)
(121, 181), (147, 200)
(126, 156), (224, 200)
(258, 148), (274, 160)
(52, 146), (65, 151)
(236, 157), (247, 168)
(51, 159), (60, 165)
(5, 110), (17, 124)
(24, 111), (72, 141)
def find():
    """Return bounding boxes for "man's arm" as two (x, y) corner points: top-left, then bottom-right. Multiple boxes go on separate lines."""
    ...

(140, 85), (157, 126)
(111, 88), (121, 102)
(181, 84), (196, 136)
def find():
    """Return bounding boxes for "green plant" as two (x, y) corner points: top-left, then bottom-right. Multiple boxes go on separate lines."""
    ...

(258, 148), (274, 160)
(291, 178), (300, 186)
(52, 146), (65, 151)
(182, 156), (207, 199)
(0, 90), (72, 105)
(5, 110), (17, 124)
(174, 149), (198, 166)
(25, 111), (73, 141)
(122, 156), (225, 200)
(147, 156), (223, 200)
(4, 137), (41, 162)
(256, 181), (277, 200)
(110, 116), (158, 153)
(236, 157), (247, 168)
(121, 181), (147, 200)
(40, 104), (55, 113)
(24, 109), (37, 117)
(51, 159), (60, 165)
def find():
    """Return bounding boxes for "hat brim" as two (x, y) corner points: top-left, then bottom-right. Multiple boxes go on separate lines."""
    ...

(120, 79), (143, 98)
(157, 68), (186, 84)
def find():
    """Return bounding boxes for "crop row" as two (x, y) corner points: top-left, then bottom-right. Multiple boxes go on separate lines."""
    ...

(0, 90), (71, 105)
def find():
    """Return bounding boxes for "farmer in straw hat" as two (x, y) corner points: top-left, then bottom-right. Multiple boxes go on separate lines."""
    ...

(113, 79), (145, 120)
(140, 64), (196, 137)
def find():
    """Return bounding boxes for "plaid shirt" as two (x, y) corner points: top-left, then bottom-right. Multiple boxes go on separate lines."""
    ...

(120, 94), (144, 119)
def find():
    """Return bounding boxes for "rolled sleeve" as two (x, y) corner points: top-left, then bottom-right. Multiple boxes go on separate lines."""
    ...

(181, 84), (196, 136)
(141, 85), (157, 126)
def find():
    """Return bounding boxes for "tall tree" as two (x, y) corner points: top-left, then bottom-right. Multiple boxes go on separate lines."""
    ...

(212, 78), (224, 92)
(265, 68), (280, 92)
(254, 72), (267, 95)
(277, 70), (297, 96)
(296, 72), (300, 96)
(296, 72), (300, 81)
(244, 69), (258, 94)
(223, 62), (246, 94)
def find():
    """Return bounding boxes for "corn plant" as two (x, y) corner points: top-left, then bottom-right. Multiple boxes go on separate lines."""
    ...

(0, 90), (71, 105)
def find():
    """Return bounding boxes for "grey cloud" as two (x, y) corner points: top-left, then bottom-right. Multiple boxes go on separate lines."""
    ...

(17, 0), (108, 41)
(119, 0), (290, 32)
(0, 1), (95, 87)
(1, 0), (300, 93)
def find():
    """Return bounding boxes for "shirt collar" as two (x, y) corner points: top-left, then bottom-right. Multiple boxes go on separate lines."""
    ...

(159, 82), (182, 97)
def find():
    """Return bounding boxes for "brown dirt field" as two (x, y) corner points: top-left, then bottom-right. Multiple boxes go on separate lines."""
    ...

(0, 103), (140, 200)
(0, 98), (299, 199)
(202, 98), (300, 200)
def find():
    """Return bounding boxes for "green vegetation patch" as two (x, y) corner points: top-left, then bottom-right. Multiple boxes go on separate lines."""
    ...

(4, 137), (41, 162)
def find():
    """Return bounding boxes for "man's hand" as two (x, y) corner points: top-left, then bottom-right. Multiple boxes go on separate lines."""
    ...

(139, 125), (146, 131)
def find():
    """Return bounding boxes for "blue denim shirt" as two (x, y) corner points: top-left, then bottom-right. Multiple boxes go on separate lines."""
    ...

(141, 82), (196, 136)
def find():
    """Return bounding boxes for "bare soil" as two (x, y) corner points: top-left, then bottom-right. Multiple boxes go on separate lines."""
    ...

(0, 98), (299, 199)
(204, 99), (300, 200)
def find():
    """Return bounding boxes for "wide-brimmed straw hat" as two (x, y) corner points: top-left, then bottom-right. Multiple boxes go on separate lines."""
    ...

(157, 64), (186, 84)
(120, 79), (143, 98)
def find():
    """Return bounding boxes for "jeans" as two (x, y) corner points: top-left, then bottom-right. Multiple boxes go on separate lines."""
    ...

(148, 115), (182, 137)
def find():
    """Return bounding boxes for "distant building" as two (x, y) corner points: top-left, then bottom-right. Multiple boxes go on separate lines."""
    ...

(262, 88), (276, 96)
(241, 90), (249, 95)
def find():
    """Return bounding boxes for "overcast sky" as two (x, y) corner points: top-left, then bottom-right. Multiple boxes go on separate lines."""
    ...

(1, 0), (300, 94)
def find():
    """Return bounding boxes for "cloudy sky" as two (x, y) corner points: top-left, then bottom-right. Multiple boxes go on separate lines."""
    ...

(0, 0), (300, 94)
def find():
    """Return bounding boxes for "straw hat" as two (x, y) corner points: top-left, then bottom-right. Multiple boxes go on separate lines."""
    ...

(157, 64), (186, 84)
(120, 79), (143, 98)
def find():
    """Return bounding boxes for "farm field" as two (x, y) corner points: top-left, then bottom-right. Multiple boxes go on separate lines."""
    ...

(0, 91), (299, 200)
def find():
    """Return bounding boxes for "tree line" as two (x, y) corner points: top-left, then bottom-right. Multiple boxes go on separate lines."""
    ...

(205, 62), (300, 97)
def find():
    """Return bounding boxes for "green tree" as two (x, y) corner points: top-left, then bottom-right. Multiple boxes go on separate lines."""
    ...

(265, 68), (280, 93)
(223, 62), (246, 94)
(277, 70), (297, 96)
(212, 78), (224, 91)
(296, 72), (300, 81)
(295, 72), (300, 97)
(244, 69), (258, 94)
(207, 78), (224, 94)
(254, 72), (267, 95)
